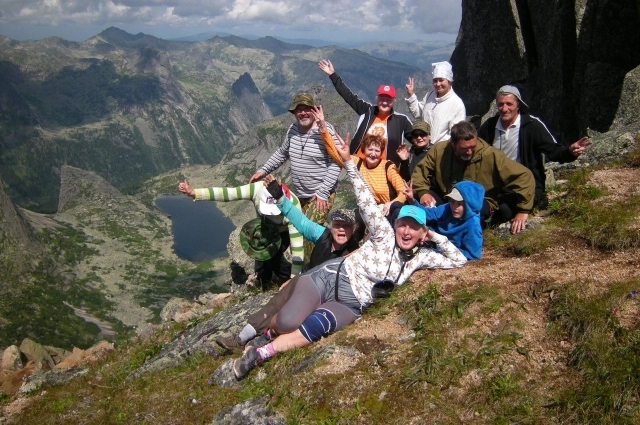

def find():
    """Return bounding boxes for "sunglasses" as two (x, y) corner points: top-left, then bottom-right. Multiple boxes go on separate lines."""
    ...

(412, 132), (429, 138)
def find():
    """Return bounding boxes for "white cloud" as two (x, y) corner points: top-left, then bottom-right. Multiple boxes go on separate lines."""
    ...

(0, 0), (461, 40)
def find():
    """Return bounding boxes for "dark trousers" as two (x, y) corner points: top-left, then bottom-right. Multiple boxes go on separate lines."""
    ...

(254, 231), (291, 289)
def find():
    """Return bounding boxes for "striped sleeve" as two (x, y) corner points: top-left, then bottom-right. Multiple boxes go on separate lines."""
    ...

(193, 182), (260, 202)
(287, 194), (305, 276)
(259, 126), (292, 175)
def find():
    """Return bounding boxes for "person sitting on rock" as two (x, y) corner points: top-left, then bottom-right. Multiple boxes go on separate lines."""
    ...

(231, 132), (467, 380)
(405, 61), (466, 145)
(478, 85), (591, 209)
(313, 105), (406, 221)
(215, 176), (361, 353)
(411, 120), (536, 234)
(178, 180), (303, 289)
(318, 59), (413, 167)
(403, 180), (485, 260)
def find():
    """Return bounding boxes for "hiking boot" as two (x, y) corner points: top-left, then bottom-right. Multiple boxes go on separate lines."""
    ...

(246, 333), (271, 349)
(233, 346), (262, 379)
(215, 335), (245, 353)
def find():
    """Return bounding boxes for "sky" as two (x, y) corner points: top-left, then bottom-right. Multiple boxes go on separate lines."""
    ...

(0, 0), (461, 44)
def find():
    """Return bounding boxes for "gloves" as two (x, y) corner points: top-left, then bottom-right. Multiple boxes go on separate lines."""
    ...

(266, 180), (284, 200)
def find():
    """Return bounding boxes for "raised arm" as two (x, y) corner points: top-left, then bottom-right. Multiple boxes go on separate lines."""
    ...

(253, 126), (293, 181)
(320, 59), (371, 115)
(385, 162), (407, 204)
(264, 176), (326, 244)
(312, 105), (347, 168)
(340, 134), (394, 242)
(405, 77), (427, 120)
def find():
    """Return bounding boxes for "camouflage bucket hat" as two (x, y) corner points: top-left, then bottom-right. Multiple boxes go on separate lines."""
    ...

(239, 218), (282, 261)
(288, 93), (315, 113)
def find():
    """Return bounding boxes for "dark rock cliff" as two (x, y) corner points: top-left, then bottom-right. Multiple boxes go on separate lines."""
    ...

(451, 0), (640, 143)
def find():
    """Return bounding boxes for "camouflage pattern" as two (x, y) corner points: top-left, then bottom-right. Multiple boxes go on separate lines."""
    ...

(299, 193), (336, 262)
(239, 218), (282, 261)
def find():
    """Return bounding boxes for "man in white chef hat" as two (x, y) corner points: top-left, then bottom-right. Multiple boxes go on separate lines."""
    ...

(405, 61), (467, 145)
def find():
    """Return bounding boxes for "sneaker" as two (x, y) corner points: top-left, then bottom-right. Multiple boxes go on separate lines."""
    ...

(233, 346), (262, 379)
(215, 335), (245, 353)
(246, 333), (271, 349)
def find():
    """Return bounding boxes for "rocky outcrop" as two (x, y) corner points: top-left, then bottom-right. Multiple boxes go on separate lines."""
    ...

(0, 177), (48, 276)
(228, 73), (273, 134)
(451, 0), (640, 143)
(210, 396), (285, 425)
(160, 293), (233, 323)
(128, 292), (272, 379)
(0, 339), (113, 395)
(612, 65), (640, 130)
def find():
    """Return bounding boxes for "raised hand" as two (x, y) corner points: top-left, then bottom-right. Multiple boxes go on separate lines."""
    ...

(263, 174), (284, 200)
(396, 144), (410, 161)
(178, 179), (195, 198)
(569, 137), (593, 156)
(402, 180), (414, 204)
(405, 77), (415, 97)
(335, 132), (352, 162)
(318, 59), (335, 76)
(310, 105), (325, 124)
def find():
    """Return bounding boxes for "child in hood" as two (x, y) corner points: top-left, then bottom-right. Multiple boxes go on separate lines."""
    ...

(404, 180), (484, 260)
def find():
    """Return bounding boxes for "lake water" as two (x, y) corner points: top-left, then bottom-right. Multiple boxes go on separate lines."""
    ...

(155, 195), (236, 262)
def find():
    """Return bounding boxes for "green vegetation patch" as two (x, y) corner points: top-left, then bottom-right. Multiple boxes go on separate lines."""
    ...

(549, 279), (640, 424)
(549, 169), (640, 250)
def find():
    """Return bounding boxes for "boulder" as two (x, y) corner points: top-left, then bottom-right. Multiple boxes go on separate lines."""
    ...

(54, 341), (114, 369)
(44, 345), (72, 365)
(18, 367), (88, 395)
(210, 396), (285, 425)
(612, 65), (640, 130)
(19, 338), (55, 371)
(160, 297), (193, 322)
(1, 345), (24, 371)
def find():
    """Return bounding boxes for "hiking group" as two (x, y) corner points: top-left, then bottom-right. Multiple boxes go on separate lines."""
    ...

(178, 58), (591, 380)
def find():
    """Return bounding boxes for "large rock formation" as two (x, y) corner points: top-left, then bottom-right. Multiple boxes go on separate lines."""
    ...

(451, 0), (640, 143)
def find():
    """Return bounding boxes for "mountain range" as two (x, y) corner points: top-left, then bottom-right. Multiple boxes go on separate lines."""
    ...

(0, 26), (429, 213)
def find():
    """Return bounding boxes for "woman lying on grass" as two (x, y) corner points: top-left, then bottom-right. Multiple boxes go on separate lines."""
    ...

(232, 133), (467, 379)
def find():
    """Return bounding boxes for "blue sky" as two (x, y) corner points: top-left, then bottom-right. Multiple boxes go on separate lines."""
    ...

(0, 0), (461, 43)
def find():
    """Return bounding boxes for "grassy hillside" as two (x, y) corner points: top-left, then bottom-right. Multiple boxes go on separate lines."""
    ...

(4, 144), (640, 425)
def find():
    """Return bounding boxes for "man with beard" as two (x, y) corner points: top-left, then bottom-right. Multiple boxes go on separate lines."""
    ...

(250, 93), (341, 257)
(411, 121), (535, 234)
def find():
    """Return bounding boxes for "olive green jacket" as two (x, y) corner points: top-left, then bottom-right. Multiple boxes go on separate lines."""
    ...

(411, 138), (535, 213)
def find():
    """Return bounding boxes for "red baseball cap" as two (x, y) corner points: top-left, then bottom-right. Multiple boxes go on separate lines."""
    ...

(377, 85), (396, 98)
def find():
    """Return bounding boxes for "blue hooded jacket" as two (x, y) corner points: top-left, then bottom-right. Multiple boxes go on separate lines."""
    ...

(414, 180), (484, 260)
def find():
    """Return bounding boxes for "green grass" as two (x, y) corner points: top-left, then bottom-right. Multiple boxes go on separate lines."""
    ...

(548, 168), (640, 250)
(549, 279), (640, 424)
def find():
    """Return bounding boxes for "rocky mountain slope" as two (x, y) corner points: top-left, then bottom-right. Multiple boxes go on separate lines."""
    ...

(0, 27), (426, 213)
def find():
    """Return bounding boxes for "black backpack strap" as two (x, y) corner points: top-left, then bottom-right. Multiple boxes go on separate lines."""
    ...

(334, 257), (347, 302)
